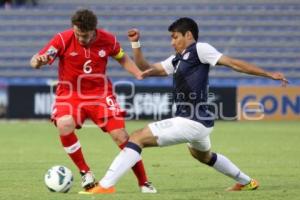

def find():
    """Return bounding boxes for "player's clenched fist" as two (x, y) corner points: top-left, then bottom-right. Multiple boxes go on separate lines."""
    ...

(128, 29), (140, 42)
(30, 53), (50, 69)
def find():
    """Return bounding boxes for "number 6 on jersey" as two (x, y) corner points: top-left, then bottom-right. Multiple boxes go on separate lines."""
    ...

(83, 60), (92, 74)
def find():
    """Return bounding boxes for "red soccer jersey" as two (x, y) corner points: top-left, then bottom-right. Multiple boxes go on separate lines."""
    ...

(39, 29), (124, 98)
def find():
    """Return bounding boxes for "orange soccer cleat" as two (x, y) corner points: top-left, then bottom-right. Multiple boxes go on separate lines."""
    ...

(227, 179), (259, 191)
(78, 184), (115, 194)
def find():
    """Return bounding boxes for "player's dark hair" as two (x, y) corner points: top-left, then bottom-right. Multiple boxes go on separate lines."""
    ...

(71, 9), (97, 32)
(168, 17), (199, 41)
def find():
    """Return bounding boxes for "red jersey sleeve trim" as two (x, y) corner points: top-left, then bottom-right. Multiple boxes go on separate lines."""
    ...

(112, 36), (117, 53)
(57, 33), (65, 52)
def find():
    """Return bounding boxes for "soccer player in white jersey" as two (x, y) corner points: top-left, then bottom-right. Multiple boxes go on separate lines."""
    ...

(80, 17), (288, 194)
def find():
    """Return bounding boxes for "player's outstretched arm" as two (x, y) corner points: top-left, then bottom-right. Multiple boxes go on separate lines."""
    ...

(117, 53), (144, 80)
(30, 53), (50, 69)
(139, 63), (169, 78)
(217, 55), (289, 87)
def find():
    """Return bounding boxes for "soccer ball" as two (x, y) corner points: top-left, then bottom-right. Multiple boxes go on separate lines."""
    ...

(44, 165), (73, 193)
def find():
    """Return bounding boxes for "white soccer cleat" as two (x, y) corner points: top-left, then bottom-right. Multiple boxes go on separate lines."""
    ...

(140, 182), (157, 193)
(80, 171), (96, 190)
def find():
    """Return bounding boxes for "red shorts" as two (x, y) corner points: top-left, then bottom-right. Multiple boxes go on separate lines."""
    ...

(51, 94), (126, 132)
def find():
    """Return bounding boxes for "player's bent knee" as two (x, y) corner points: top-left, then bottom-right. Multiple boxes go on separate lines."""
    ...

(199, 155), (212, 164)
(198, 152), (215, 165)
(188, 147), (212, 164)
(129, 129), (143, 143)
(56, 115), (76, 135)
(130, 127), (158, 147)
(189, 150), (205, 163)
(109, 128), (129, 145)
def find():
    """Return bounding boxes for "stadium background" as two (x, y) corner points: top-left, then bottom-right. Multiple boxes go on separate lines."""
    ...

(0, 1), (299, 200)
(0, 0), (299, 120)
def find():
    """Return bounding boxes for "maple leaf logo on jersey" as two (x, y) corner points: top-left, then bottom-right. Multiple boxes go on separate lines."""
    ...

(98, 50), (106, 58)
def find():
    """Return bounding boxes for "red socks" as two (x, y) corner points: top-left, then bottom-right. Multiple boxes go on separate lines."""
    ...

(60, 132), (90, 173)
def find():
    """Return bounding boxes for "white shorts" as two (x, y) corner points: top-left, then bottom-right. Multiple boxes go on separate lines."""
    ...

(148, 117), (213, 151)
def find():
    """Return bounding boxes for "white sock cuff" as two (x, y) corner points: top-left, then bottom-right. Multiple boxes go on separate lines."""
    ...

(64, 141), (81, 154)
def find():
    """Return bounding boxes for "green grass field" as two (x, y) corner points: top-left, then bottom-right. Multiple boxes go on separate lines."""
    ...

(0, 120), (299, 200)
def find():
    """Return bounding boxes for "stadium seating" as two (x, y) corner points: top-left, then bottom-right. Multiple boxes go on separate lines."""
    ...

(0, 0), (299, 86)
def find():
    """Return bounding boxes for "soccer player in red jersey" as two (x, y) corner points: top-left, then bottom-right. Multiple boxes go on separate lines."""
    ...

(30, 9), (156, 193)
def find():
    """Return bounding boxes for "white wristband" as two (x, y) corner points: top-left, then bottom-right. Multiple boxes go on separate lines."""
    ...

(131, 41), (141, 49)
